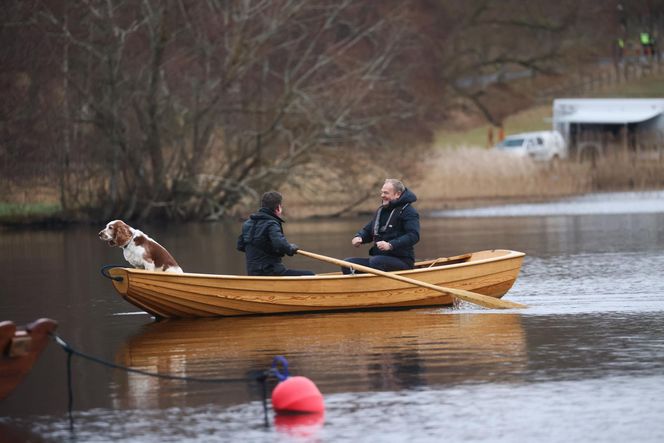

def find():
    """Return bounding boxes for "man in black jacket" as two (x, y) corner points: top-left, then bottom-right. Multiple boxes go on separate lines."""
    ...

(342, 179), (420, 274)
(237, 191), (314, 276)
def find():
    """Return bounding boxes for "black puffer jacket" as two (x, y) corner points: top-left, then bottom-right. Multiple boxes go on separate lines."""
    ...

(355, 188), (420, 265)
(237, 208), (297, 275)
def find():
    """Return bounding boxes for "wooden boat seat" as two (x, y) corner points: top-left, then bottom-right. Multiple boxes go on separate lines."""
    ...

(416, 253), (473, 269)
(316, 253), (472, 275)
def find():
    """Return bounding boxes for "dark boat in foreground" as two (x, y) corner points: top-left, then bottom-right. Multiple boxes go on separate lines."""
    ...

(0, 318), (58, 400)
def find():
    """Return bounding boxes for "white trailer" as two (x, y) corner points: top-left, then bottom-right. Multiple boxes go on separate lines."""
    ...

(552, 98), (664, 162)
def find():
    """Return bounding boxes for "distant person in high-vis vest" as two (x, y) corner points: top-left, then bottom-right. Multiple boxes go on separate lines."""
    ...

(641, 32), (652, 57)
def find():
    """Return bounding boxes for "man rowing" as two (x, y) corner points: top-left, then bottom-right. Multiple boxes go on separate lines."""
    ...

(342, 179), (420, 274)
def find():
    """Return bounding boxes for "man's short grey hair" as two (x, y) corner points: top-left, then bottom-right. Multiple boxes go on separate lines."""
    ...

(384, 178), (405, 194)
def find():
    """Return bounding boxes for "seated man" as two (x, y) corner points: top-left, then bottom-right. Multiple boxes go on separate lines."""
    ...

(237, 191), (314, 276)
(342, 179), (420, 274)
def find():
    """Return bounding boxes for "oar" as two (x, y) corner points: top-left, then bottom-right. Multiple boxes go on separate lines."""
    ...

(297, 249), (526, 310)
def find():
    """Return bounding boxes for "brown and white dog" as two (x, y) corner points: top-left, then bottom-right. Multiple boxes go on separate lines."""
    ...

(98, 220), (183, 273)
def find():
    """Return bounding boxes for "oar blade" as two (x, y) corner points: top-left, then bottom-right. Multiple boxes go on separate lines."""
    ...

(446, 287), (527, 309)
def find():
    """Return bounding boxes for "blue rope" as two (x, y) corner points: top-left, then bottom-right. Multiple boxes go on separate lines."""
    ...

(271, 355), (290, 381)
(100, 264), (125, 282)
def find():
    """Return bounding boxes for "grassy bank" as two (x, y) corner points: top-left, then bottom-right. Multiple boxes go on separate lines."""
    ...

(434, 106), (552, 149)
(0, 202), (62, 225)
(3, 153), (663, 223)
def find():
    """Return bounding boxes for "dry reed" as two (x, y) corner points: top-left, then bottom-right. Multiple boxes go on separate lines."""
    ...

(411, 146), (592, 211)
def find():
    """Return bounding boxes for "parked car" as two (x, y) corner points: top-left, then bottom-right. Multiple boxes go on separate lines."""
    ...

(494, 130), (568, 162)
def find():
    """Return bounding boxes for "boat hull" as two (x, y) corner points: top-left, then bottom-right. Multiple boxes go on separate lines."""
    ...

(107, 249), (525, 318)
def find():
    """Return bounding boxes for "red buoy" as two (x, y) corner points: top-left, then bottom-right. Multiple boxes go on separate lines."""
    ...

(271, 376), (325, 414)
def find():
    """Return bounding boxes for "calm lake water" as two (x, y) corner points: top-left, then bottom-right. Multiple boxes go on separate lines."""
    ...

(2, 191), (664, 442)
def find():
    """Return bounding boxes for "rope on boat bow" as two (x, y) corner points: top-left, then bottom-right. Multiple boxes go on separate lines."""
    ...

(100, 264), (125, 281)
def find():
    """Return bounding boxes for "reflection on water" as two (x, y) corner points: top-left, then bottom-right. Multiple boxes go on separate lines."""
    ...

(2, 191), (664, 441)
(113, 311), (527, 410)
(273, 411), (325, 438)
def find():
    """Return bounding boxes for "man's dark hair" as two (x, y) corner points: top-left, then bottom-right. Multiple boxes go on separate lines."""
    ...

(261, 191), (283, 211)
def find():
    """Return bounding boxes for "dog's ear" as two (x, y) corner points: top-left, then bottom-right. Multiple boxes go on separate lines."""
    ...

(114, 221), (133, 247)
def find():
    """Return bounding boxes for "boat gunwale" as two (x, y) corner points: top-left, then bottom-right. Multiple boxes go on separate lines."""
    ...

(112, 249), (525, 282)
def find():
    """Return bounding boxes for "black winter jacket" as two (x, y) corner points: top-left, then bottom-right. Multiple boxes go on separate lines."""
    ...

(355, 188), (420, 266)
(236, 208), (297, 275)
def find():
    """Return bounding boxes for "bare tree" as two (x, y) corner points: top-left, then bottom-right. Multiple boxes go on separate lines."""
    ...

(2, 0), (629, 221)
(418, 0), (608, 126)
(0, 2), (60, 203)
(26, 0), (423, 221)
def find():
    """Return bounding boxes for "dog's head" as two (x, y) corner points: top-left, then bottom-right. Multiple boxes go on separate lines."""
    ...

(98, 220), (133, 247)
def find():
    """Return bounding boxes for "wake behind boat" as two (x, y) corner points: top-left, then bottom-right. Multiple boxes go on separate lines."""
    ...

(102, 249), (525, 318)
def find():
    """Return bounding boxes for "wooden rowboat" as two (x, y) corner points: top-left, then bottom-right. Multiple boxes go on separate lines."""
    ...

(0, 318), (58, 400)
(104, 249), (525, 318)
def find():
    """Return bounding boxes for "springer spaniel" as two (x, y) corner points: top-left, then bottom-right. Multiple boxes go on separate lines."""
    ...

(99, 220), (183, 273)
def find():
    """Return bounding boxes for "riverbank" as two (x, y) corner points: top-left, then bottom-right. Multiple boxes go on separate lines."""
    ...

(3, 148), (664, 225)
(283, 146), (664, 219)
